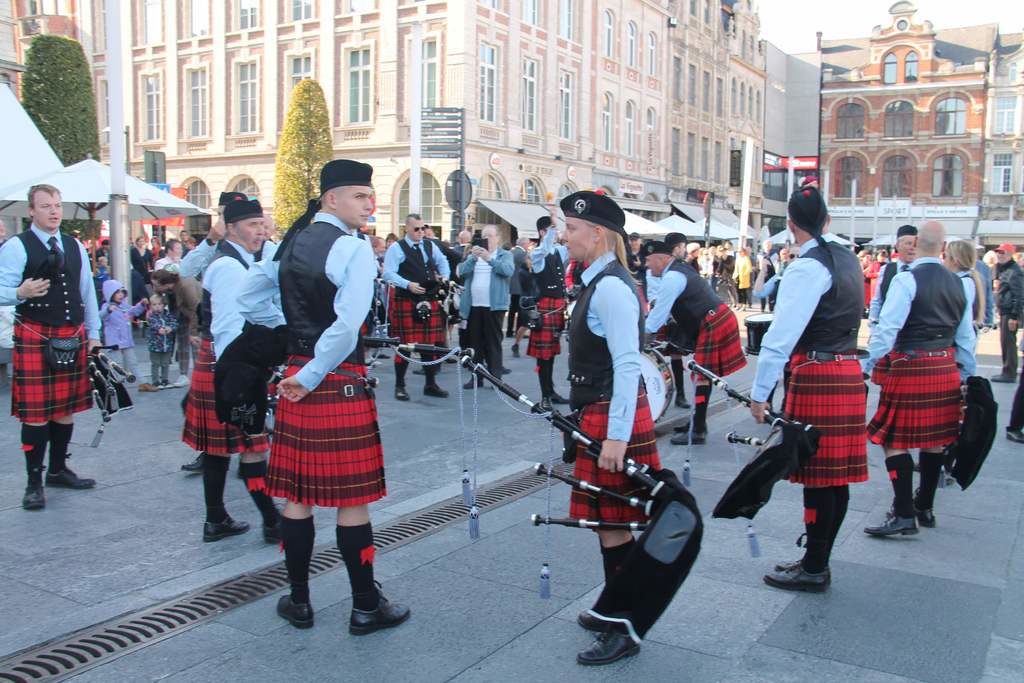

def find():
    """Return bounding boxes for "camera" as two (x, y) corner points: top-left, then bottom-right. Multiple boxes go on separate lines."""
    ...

(471, 230), (486, 249)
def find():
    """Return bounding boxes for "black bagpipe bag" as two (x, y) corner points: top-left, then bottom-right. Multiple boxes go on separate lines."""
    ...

(949, 376), (997, 490)
(213, 323), (288, 435)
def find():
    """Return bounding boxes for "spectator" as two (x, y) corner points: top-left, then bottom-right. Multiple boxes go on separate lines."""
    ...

(734, 247), (753, 309)
(385, 233), (398, 250)
(507, 236), (529, 338)
(861, 251), (879, 316)
(975, 245), (996, 328)
(756, 248), (777, 312)
(138, 293), (178, 391)
(154, 238), (184, 271)
(151, 269), (201, 387)
(993, 243), (1024, 383)
(131, 235), (152, 283)
(150, 235), (163, 264)
(457, 225), (514, 388)
(0, 218), (8, 248)
(177, 229), (192, 256)
(100, 279), (146, 383)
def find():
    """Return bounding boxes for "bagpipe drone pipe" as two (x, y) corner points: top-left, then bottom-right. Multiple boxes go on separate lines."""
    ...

(87, 347), (136, 447)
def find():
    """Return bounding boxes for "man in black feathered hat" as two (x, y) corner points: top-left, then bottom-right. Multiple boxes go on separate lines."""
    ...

(747, 185), (868, 593)
(236, 159), (410, 635)
(868, 224), (917, 325)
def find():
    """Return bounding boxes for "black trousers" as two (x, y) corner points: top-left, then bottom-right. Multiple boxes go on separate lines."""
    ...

(467, 307), (504, 376)
(506, 295), (521, 336)
(1009, 357), (1024, 431)
(1000, 314), (1018, 378)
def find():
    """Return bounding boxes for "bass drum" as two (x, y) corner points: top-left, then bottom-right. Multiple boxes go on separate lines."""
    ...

(639, 349), (675, 422)
(744, 313), (774, 356)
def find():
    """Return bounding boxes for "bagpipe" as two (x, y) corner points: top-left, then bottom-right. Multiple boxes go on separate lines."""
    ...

(946, 375), (998, 490)
(86, 347), (135, 447)
(686, 359), (820, 520)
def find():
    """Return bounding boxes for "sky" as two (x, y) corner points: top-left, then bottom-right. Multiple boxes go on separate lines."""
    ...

(758, 0), (1024, 55)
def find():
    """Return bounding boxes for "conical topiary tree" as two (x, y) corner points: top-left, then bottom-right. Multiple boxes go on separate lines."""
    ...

(274, 79), (333, 233)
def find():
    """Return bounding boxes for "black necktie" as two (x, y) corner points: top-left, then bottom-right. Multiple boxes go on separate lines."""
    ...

(48, 236), (64, 271)
(900, 264), (909, 272)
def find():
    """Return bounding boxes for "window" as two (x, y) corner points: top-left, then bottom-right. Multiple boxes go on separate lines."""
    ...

(238, 0), (258, 30)
(99, 80), (109, 144)
(522, 0), (538, 25)
(143, 0), (161, 45)
(671, 128), (681, 175)
(646, 107), (656, 157)
(749, 35), (755, 60)
(522, 178), (543, 203)
(882, 155), (912, 197)
(422, 40), (438, 108)
(935, 97), (966, 135)
(884, 100), (914, 137)
(601, 93), (614, 151)
(672, 57), (682, 101)
(995, 96), (1017, 134)
(479, 44), (497, 123)
(187, 69), (207, 137)
(836, 102), (864, 138)
(646, 33), (657, 76)
(731, 78), (737, 114)
(883, 53), (897, 84)
(740, 83), (746, 117)
(689, 0), (697, 17)
(687, 64), (696, 105)
(704, 0), (711, 23)
(702, 71), (710, 112)
(602, 10), (614, 58)
(558, 71), (573, 139)
(932, 154), (963, 197)
(557, 183), (577, 200)
(715, 77), (723, 117)
(143, 75), (161, 140)
(747, 87), (753, 119)
(686, 133), (696, 177)
(348, 49), (371, 123)
(232, 177), (259, 199)
(398, 172), (443, 224)
(189, 0), (208, 36)
(741, 30), (747, 60)
(237, 63), (257, 133)
(835, 156), (862, 197)
(701, 136), (709, 179)
(625, 22), (637, 68)
(1011, 63), (1019, 83)
(905, 52), (918, 81)
(290, 55), (312, 89)
(624, 101), (636, 157)
(755, 90), (761, 121)
(714, 141), (722, 183)
(479, 173), (505, 200)
(559, 0), (574, 40)
(291, 0), (313, 21)
(521, 58), (537, 131)
(993, 153), (1013, 193)
(185, 179), (211, 232)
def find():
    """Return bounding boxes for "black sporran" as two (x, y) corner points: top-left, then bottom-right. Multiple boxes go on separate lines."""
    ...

(45, 336), (82, 372)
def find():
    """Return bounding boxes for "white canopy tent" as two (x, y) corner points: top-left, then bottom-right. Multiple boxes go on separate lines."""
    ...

(476, 199), (550, 238)
(657, 213), (739, 241)
(624, 210), (667, 236)
(0, 84), (62, 193)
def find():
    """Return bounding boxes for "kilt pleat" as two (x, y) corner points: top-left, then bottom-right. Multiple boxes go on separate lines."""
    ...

(526, 296), (566, 360)
(181, 339), (269, 455)
(11, 319), (91, 422)
(783, 354), (868, 487)
(388, 292), (446, 350)
(694, 304), (746, 377)
(867, 349), (962, 450)
(569, 392), (662, 523)
(268, 356), (386, 507)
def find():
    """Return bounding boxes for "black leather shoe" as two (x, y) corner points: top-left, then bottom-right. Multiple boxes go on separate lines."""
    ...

(203, 516), (250, 542)
(181, 454), (204, 473)
(914, 507), (936, 528)
(21, 485), (45, 510)
(394, 386), (410, 401)
(771, 561), (831, 585)
(349, 590), (411, 635)
(276, 595), (314, 629)
(540, 397), (553, 412)
(864, 512), (919, 537)
(1007, 429), (1024, 444)
(549, 393), (569, 405)
(675, 395), (691, 409)
(412, 368), (426, 376)
(991, 374), (1016, 383)
(424, 384), (449, 399)
(463, 379), (482, 390)
(577, 610), (605, 632)
(576, 630), (640, 666)
(511, 344), (520, 358)
(263, 520), (282, 544)
(763, 564), (829, 593)
(670, 431), (706, 446)
(46, 467), (96, 489)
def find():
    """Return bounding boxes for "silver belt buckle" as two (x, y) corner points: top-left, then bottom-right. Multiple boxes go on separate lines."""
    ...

(343, 384), (355, 398)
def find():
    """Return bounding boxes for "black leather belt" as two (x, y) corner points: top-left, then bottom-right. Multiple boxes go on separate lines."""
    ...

(897, 349), (950, 359)
(287, 358), (379, 397)
(803, 350), (865, 362)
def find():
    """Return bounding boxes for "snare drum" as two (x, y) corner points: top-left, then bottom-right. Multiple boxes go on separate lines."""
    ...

(639, 349), (675, 422)
(744, 313), (774, 355)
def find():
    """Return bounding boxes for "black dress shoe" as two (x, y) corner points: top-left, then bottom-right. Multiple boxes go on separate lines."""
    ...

(500, 367), (511, 376)
(21, 485), (45, 510)
(577, 610), (605, 632)
(511, 344), (520, 358)
(670, 431), (706, 446)
(672, 420), (691, 433)
(576, 630), (640, 666)
(549, 392), (569, 405)
(424, 384), (449, 399)
(277, 595), (314, 629)
(1007, 429), (1024, 444)
(203, 516), (250, 542)
(864, 512), (918, 537)
(394, 386), (410, 401)
(675, 395), (691, 409)
(540, 397), (553, 412)
(463, 379), (483, 390)
(181, 454), (204, 473)
(763, 564), (829, 593)
(991, 374), (1016, 383)
(914, 507), (936, 528)
(412, 368), (426, 376)
(263, 521), (282, 543)
(773, 559), (831, 584)
(349, 590), (411, 635)
(46, 467), (96, 489)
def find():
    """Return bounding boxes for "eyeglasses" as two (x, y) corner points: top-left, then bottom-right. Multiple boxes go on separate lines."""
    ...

(410, 227), (424, 233)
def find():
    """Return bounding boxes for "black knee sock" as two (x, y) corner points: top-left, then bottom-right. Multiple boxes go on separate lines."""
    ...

(801, 487), (837, 574)
(600, 538), (636, 583)
(394, 360), (408, 387)
(338, 523), (379, 611)
(424, 353), (440, 386)
(693, 383), (712, 433)
(281, 516), (315, 604)
(915, 451), (944, 511)
(47, 422), (73, 474)
(238, 460), (279, 527)
(202, 455), (230, 524)
(828, 485), (850, 556)
(885, 453), (915, 518)
(670, 358), (686, 399)
(21, 423), (49, 486)
(537, 359), (553, 396)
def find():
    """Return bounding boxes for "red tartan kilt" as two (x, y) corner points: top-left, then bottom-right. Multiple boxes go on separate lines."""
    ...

(268, 356), (386, 507)
(388, 292), (446, 346)
(526, 296), (565, 360)
(867, 349), (962, 450)
(182, 339), (269, 455)
(569, 392), (662, 523)
(11, 319), (92, 422)
(694, 304), (747, 378)
(783, 354), (868, 487)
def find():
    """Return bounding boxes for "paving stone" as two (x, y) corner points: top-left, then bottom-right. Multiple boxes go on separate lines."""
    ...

(981, 635), (1024, 683)
(722, 643), (919, 682)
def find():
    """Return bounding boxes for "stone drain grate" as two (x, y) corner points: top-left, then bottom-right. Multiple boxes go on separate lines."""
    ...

(0, 465), (566, 682)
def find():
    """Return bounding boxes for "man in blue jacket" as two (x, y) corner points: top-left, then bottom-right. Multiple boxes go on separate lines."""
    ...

(457, 225), (514, 388)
